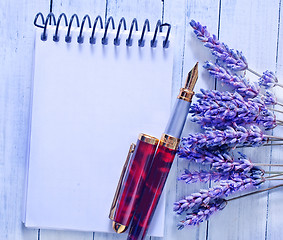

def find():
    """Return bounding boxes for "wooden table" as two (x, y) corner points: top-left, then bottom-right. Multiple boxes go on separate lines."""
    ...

(1, 0), (283, 239)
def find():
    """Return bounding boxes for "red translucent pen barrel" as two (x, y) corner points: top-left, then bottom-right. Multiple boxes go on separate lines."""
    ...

(113, 137), (158, 227)
(127, 144), (176, 240)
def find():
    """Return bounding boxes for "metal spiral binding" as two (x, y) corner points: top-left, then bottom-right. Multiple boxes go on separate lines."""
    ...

(34, 12), (171, 48)
(113, 17), (126, 46)
(101, 16), (115, 45)
(53, 13), (68, 42)
(90, 16), (103, 44)
(65, 14), (80, 43)
(78, 15), (92, 44)
(126, 18), (138, 47)
(138, 19), (150, 47)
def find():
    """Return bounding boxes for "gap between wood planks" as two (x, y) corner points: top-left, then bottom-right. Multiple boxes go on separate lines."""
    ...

(206, 1), (222, 239)
(50, 0), (53, 12)
(265, 1), (282, 239)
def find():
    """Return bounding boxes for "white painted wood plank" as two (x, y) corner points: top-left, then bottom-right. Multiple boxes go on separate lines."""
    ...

(94, 231), (143, 240)
(107, 0), (162, 24)
(52, 0), (106, 21)
(266, 1), (283, 239)
(3, 1), (282, 240)
(0, 0), (50, 240)
(208, 1), (280, 240)
(163, 0), (189, 236)
(40, 230), (93, 240)
(164, 1), (220, 240)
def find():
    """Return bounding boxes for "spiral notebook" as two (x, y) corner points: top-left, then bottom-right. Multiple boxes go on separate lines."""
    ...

(23, 13), (174, 237)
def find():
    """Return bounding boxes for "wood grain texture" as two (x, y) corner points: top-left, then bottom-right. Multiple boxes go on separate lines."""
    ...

(40, 230), (93, 240)
(1, 0), (283, 239)
(208, 1), (281, 240)
(163, 1), (220, 240)
(107, 0), (163, 24)
(0, 0), (50, 240)
(266, 1), (283, 239)
(52, 0), (106, 22)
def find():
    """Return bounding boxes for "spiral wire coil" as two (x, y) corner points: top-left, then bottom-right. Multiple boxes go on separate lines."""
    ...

(34, 12), (171, 48)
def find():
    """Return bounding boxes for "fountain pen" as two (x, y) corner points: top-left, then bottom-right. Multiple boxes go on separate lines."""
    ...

(127, 62), (199, 240)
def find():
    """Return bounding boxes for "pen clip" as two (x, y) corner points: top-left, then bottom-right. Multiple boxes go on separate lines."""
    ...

(109, 143), (136, 220)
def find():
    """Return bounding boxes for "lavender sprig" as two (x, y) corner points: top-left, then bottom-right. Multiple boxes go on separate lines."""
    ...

(259, 71), (283, 89)
(190, 89), (277, 130)
(180, 166), (264, 184)
(181, 125), (267, 149)
(177, 198), (227, 228)
(195, 88), (242, 101)
(196, 88), (277, 107)
(179, 170), (233, 183)
(259, 71), (278, 89)
(178, 183), (283, 228)
(261, 91), (277, 106)
(174, 174), (265, 214)
(203, 61), (259, 98)
(190, 20), (248, 71)
(179, 168), (263, 184)
(190, 19), (283, 90)
(178, 148), (253, 173)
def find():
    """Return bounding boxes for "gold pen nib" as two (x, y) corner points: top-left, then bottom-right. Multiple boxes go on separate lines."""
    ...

(177, 62), (199, 102)
(184, 62), (198, 91)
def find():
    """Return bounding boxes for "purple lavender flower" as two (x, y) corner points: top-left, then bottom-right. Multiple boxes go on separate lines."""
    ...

(177, 198), (227, 228)
(197, 88), (277, 107)
(181, 125), (267, 149)
(190, 89), (277, 130)
(256, 109), (277, 130)
(189, 20), (220, 46)
(195, 88), (238, 101)
(179, 164), (264, 184)
(203, 61), (259, 98)
(260, 91), (277, 106)
(178, 148), (253, 173)
(174, 175), (265, 214)
(248, 165), (265, 178)
(259, 71), (278, 89)
(190, 20), (248, 71)
(190, 19), (281, 89)
(179, 170), (232, 183)
(173, 189), (213, 214)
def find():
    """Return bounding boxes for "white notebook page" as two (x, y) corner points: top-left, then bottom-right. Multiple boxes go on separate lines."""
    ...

(24, 26), (173, 237)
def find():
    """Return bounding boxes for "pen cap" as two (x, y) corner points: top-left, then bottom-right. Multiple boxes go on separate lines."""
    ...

(127, 134), (178, 240)
(109, 133), (159, 233)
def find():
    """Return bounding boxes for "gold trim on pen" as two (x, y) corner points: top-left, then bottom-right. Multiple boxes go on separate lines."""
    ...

(109, 143), (135, 227)
(138, 133), (159, 145)
(112, 222), (127, 234)
(177, 88), (194, 102)
(160, 133), (180, 150)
